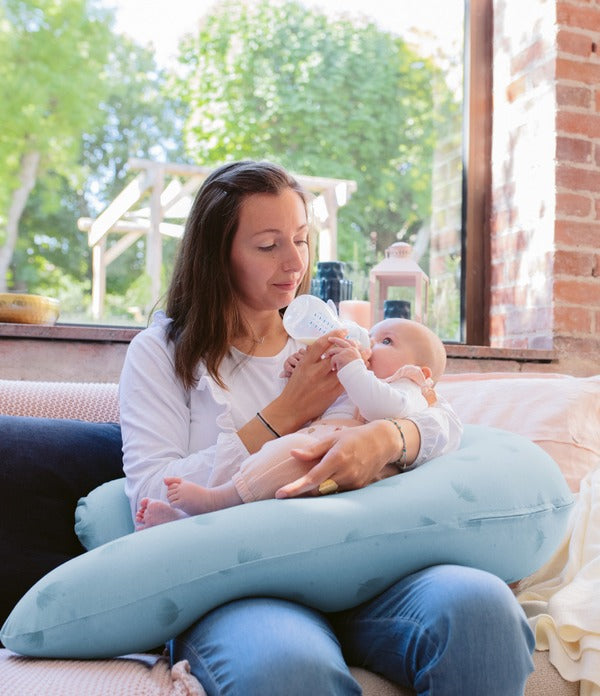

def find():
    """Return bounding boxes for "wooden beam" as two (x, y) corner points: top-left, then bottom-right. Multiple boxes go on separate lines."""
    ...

(127, 157), (358, 196)
(128, 157), (214, 179)
(104, 231), (144, 266)
(162, 175), (204, 215)
(88, 171), (153, 248)
(146, 166), (165, 310)
(78, 217), (184, 239)
(91, 240), (106, 320)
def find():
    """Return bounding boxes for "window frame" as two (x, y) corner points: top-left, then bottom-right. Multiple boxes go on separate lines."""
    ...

(463, 0), (492, 345)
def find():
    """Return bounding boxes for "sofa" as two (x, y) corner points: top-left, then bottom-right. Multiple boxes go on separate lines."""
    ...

(1, 372), (599, 695)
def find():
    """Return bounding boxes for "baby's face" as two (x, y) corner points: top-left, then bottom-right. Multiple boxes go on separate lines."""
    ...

(368, 319), (418, 379)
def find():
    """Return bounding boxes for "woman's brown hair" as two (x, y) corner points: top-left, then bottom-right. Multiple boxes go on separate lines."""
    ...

(165, 160), (312, 390)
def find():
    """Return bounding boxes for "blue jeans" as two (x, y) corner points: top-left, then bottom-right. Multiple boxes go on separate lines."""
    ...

(171, 565), (535, 696)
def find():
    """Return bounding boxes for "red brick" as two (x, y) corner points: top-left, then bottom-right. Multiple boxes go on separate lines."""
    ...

(557, 29), (596, 57)
(507, 76), (526, 102)
(555, 219), (600, 246)
(491, 210), (510, 235)
(556, 165), (600, 193)
(503, 261), (524, 285)
(556, 57), (600, 84)
(489, 313), (506, 338)
(491, 288), (511, 307)
(554, 249), (597, 276)
(511, 40), (545, 75)
(556, 84), (592, 108)
(554, 305), (593, 333)
(531, 60), (556, 88)
(505, 307), (553, 335)
(529, 335), (554, 350)
(556, 136), (593, 163)
(596, 90), (600, 113)
(490, 261), (505, 287)
(555, 335), (600, 357)
(556, 111), (600, 138)
(556, 192), (593, 217)
(492, 230), (532, 257)
(555, 278), (600, 304)
(507, 338), (531, 349)
(491, 286), (529, 308)
(557, 2), (600, 30)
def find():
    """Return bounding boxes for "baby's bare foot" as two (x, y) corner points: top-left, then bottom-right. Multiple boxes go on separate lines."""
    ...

(136, 498), (186, 530)
(164, 477), (242, 515)
(165, 477), (215, 515)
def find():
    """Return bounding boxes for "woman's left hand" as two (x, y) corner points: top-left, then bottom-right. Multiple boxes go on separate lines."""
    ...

(274, 419), (420, 498)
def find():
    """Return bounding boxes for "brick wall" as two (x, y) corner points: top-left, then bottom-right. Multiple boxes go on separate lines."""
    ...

(492, 0), (600, 374)
(429, 110), (462, 342)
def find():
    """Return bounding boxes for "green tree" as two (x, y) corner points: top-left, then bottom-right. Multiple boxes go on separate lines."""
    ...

(0, 0), (114, 292)
(79, 37), (188, 308)
(176, 0), (448, 268)
(13, 35), (187, 319)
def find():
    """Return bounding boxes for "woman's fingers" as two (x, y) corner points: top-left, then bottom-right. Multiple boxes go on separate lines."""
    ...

(277, 332), (346, 425)
(274, 440), (337, 498)
(276, 420), (413, 498)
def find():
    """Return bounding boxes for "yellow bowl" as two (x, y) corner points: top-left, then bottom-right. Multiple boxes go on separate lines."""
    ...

(0, 293), (60, 325)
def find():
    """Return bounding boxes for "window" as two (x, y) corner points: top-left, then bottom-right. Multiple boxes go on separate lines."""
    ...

(2, 0), (490, 343)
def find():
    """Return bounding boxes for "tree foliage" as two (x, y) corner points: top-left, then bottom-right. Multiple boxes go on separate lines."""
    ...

(0, 0), (113, 190)
(0, 0), (114, 290)
(176, 0), (451, 266)
(78, 36), (187, 302)
(6, 6), (186, 317)
(0, 0), (461, 325)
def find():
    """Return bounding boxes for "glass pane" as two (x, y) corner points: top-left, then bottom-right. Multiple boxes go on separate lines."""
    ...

(2, 0), (464, 339)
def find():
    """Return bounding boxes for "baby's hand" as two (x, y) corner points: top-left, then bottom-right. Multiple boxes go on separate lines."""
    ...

(280, 348), (307, 378)
(327, 336), (370, 371)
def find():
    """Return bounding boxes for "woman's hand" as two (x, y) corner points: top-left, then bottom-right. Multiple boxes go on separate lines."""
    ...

(274, 418), (421, 498)
(264, 331), (346, 434)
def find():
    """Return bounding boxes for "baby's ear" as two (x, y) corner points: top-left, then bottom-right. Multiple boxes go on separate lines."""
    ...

(421, 366), (433, 379)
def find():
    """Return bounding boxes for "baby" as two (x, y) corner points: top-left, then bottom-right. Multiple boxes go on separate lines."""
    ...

(137, 318), (461, 527)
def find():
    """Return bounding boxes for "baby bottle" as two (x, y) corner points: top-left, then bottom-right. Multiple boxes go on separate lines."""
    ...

(283, 294), (370, 349)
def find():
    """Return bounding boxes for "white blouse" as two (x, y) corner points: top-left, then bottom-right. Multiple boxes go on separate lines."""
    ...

(119, 313), (462, 516)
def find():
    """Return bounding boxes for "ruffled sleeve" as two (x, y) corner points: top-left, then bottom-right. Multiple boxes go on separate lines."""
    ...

(406, 395), (464, 468)
(119, 316), (250, 518)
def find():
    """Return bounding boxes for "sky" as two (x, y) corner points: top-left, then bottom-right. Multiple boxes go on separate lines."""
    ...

(104, 0), (463, 69)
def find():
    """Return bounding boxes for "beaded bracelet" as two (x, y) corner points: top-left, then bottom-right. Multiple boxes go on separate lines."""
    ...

(256, 411), (281, 439)
(384, 417), (408, 470)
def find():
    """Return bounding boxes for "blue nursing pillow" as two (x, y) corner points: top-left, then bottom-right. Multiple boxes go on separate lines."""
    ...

(1, 425), (573, 659)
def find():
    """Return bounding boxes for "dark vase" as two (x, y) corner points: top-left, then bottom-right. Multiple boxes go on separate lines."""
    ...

(310, 261), (353, 307)
(383, 300), (411, 319)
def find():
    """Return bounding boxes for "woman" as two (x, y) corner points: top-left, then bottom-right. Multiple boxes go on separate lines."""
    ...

(119, 160), (534, 695)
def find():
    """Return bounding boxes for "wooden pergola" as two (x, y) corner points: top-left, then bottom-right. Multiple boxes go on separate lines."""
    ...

(78, 158), (357, 319)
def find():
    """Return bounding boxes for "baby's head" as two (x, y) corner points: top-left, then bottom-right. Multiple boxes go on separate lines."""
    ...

(368, 318), (446, 382)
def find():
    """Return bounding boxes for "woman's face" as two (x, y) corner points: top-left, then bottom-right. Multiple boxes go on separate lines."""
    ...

(230, 188), (309, 313)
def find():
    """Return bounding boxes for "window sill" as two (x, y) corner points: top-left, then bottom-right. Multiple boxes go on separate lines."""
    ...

(0, 322), (140, 343)
(444, 343), (555, 363)
(0, 322), (556, 362)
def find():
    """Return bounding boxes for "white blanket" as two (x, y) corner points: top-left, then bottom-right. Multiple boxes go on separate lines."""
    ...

(518, 468), (600, 696)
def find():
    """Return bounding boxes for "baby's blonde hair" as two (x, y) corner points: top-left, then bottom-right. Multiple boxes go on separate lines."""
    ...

(411, 322), (447, 383)
(374, 318), (447, 383)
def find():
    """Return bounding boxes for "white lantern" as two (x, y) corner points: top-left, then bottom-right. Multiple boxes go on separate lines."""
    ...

(369, 242), (429, 324)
